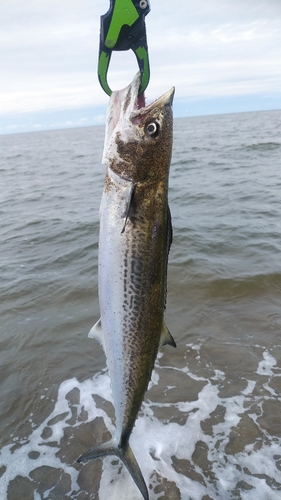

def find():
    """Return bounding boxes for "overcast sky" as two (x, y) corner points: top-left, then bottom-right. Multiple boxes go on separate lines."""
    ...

(1, 0), (281, 134)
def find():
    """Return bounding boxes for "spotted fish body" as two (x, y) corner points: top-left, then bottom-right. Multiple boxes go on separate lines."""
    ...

(78, 73), (175, 500)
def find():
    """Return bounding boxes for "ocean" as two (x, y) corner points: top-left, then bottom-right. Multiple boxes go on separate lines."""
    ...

(1, 109), (281, 499)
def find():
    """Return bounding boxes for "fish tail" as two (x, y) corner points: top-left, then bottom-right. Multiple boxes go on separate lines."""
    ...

(77, 438), (115, 462)
(77, 439), (149, 500)
(117, 442), (149, 500)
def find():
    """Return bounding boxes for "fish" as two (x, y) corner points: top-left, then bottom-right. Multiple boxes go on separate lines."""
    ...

(77, 72), (175, 500)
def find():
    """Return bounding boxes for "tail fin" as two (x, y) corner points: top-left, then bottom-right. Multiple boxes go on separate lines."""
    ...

(77, 439), (149, 500)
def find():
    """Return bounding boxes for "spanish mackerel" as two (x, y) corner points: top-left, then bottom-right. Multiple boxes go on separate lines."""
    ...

(78, 73), (175, 500)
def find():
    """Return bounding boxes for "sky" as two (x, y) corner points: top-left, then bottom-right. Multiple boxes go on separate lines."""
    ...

(1, 0), (281, 134)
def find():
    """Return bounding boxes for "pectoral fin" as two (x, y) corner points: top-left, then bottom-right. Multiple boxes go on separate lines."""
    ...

(121, 183), (134, 234)
(160, 323), (176, 348)
(106, 167), (135, 234)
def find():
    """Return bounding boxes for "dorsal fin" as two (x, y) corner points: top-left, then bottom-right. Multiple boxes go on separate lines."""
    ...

(160, 322), (176, 348)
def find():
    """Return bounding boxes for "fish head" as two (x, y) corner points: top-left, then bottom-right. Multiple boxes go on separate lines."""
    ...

(102, 72), (174, 184)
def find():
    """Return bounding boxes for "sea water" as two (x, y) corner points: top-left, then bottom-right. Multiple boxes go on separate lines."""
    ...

(1, 109), (281, 499)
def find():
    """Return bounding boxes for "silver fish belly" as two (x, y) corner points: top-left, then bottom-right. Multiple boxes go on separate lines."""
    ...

(78, 73), (175, 500)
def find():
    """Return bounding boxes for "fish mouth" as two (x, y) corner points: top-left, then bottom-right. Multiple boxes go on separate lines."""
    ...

(114, 72), (174, 122)
(103, 73), (175, 155)
(130, 73), (175, 119)
(105, 73), (145, 136)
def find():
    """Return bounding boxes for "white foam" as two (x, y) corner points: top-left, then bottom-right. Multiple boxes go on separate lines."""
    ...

(1, 347), (281, 499)
(257, 350), (277, 376)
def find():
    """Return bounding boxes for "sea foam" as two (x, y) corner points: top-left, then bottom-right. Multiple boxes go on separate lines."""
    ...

(1, 345), (281, 499)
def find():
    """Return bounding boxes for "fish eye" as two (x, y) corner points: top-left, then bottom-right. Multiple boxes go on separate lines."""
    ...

(145, 121), (160, 138)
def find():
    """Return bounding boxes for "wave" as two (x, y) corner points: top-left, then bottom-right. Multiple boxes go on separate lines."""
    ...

(241, 142), (280, 151)
(169, 266), (281, 300)
(1, 346), (281, 499)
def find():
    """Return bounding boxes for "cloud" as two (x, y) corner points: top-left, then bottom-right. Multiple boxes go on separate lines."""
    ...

(1, 73), (97, 114)
(1, 0), (281, 133)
